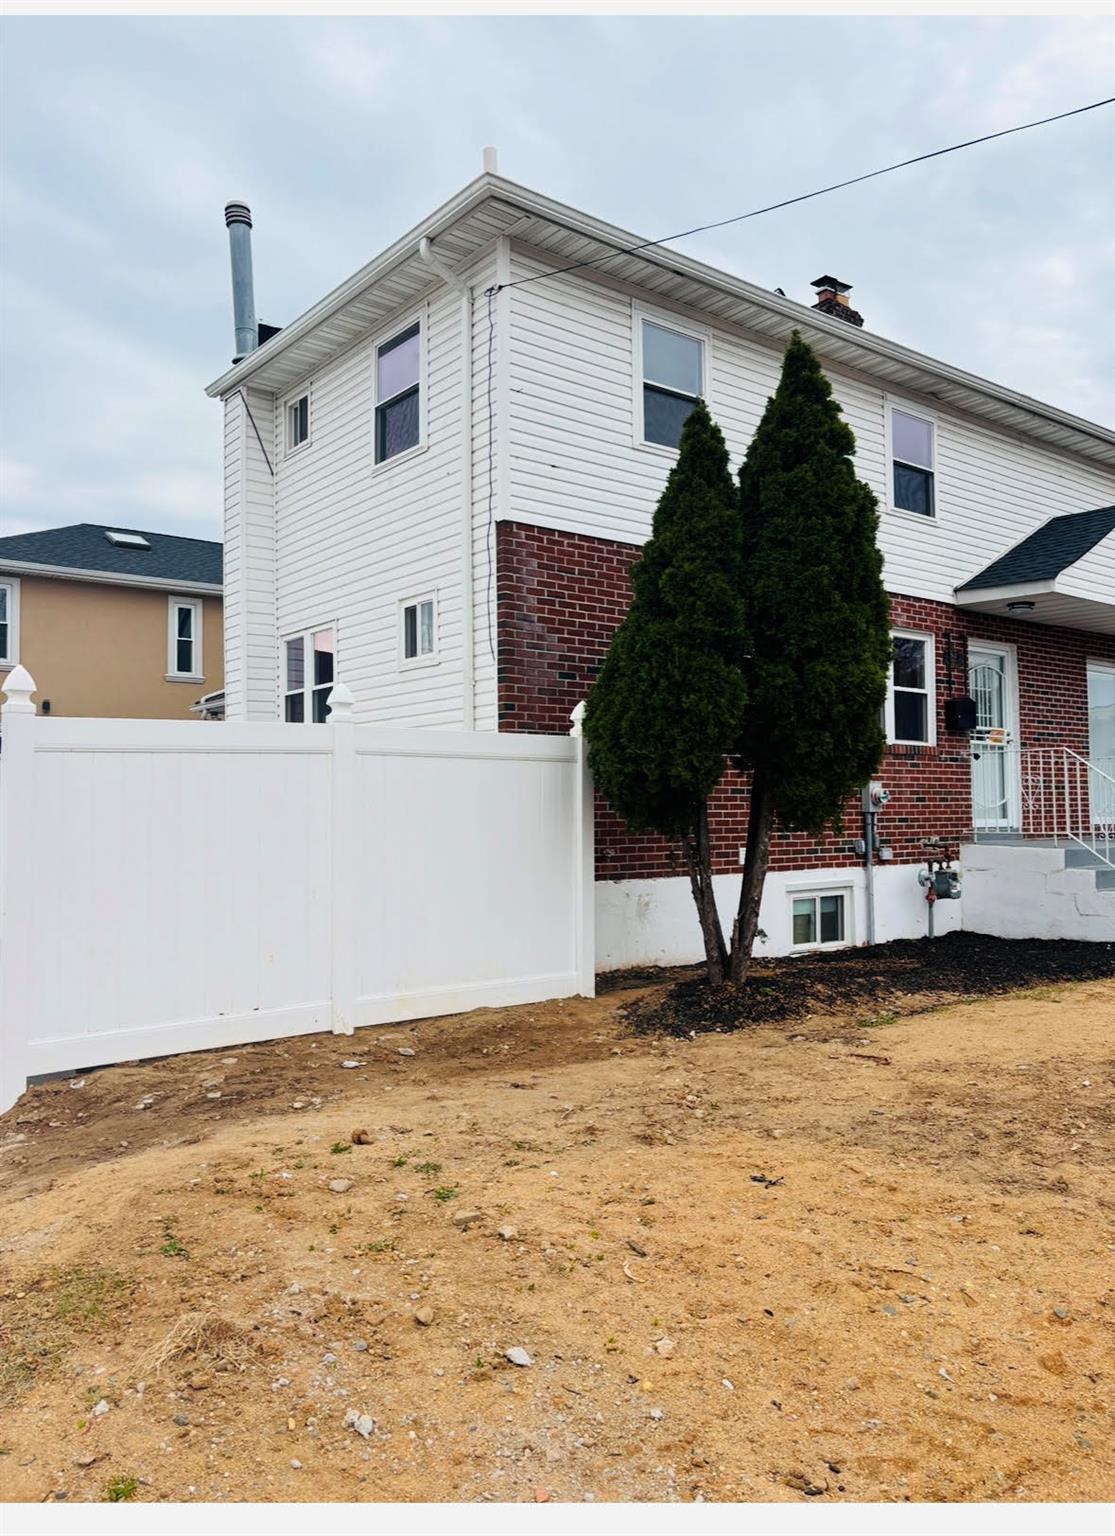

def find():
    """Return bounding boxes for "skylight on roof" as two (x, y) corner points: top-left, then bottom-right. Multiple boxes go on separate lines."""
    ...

(104, 530), (151, 549)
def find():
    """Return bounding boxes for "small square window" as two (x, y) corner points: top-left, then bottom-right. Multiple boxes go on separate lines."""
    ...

(889, 405), (935, 517)
(791, 891), (848, 949)
(640, 317), (704, 450)
(401, 595), (436, 665)
(287, 394), (310, 451)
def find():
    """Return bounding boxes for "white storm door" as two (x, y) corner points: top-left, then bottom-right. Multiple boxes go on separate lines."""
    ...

(1087, 660), (1115, 833)
(969, 643), (1020, 831)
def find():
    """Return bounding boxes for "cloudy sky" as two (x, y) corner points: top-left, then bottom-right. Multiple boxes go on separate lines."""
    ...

(1, 14), (1113, 542)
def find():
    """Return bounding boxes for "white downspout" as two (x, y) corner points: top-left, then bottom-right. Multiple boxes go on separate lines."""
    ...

(418, 236), (475, 730)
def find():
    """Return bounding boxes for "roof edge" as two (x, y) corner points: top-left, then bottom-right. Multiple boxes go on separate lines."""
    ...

(0, 559), (222, 595)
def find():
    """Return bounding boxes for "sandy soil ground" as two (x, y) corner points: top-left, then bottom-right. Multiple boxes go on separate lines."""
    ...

(1, 975), (1113, 1504)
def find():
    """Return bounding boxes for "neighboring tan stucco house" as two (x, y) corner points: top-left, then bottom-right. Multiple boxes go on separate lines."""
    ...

(0, 523), (223, 719)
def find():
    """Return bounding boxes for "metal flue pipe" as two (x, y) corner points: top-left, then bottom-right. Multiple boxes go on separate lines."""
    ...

(224, 201), (257, 363)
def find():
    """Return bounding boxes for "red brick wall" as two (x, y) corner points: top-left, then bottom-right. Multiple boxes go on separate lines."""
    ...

(496, 520), (1115, 880)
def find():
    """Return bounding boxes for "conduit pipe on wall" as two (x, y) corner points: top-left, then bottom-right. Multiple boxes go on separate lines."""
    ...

(418, 236), (476, 730)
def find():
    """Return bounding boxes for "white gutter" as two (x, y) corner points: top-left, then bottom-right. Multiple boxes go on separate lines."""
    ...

(417, 236), (476, 730)
(0, 560), (221, 596)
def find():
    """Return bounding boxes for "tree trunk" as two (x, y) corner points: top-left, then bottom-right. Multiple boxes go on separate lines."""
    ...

(682, 800), (727, 985)
(729, 768), (775, 984)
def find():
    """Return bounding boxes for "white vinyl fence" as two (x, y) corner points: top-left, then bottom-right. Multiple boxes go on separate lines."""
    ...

(0, 668), (594, 1111)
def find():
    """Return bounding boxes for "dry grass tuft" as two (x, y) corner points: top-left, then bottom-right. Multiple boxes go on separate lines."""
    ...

(134, 1312), (257, 1378)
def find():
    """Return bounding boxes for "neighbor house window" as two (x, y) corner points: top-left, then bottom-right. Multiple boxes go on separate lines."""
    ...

(375, 321), (421, 463)
(167, 597), (202, 679)
(791, 890), (848, 948)
(286, 392), (310, 452)
(0, 579), (18, 667)
(400, 594), (437, 666)
(889, 404), (935, 516)
(640, 317), (704, 449)
(284, 626), (336, 722)
(886, 630), (935, 745)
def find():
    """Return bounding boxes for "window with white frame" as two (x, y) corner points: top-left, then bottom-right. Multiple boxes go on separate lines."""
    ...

(0, 579), (18, 667)
(400, 594), (437, 666)
(375, 321), (421, 463)
(640, 317), (704, 449)
(889, 404), (935, 517)
(886, 631), (935, 745)
(286, 392), (310, 452)
(283, 626), (336, 722)
(168, 597), (202, 678)
(791, 890), (848, 948)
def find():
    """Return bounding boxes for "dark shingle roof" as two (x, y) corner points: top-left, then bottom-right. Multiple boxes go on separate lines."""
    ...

(0, 523), (222, 587)
(956, 506), (1115, 592)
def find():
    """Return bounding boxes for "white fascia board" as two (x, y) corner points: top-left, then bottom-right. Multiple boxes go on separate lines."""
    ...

(206, 173), (1115, 461)
(0, 560), (221, 596)
(953, 580), (1055, 605)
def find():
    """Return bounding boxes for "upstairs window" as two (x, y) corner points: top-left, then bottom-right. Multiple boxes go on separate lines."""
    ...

(286, 392), (310, 452)
(641, 318), (704, 449)
(168, 597), (202, 679)
(400, 594), (437, 667)
(886, 630), (935, 745)
(375, 321), (421, 463)
(890, 405), (935, 517)
(0, 579), (18, 667)
(284, 626), (336, 722)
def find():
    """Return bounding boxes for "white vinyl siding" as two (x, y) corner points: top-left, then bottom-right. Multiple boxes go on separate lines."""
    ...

(222, 388), (277, 719)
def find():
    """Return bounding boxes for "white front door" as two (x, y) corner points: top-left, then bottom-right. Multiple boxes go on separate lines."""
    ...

(969, 643), (1020, 831)
(1087, 660), (1115, 833)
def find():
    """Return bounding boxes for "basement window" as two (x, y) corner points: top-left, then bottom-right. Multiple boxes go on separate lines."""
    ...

(286, 392), (310, 453)
(886, 630), (936, 745)
(375, 321), (422, 463)
(791, 890), (848, 949)
(167, 597), (202, 679)
(283, 626), (336, 722)
(400, 594), (437, 667)
(889, 404), (935, 517)
(640, 315), (705, 450)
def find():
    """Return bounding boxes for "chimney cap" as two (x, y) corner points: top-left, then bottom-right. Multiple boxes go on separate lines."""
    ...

(811, 274), (852, 293)
(225, 200), (252, 229)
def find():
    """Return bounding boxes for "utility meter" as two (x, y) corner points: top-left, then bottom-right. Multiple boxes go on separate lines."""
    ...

(862, 781), (889, 811)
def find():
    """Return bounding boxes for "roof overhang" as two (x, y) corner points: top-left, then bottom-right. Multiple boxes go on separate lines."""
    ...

(0, 560), (221, 596)
(206, 174), (1115, 469)
(953, 579), (1115, 635)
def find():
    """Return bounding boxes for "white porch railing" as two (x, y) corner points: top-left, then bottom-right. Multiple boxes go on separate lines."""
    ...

(970, 743), (1115, 869)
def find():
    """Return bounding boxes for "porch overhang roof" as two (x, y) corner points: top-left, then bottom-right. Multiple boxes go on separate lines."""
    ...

(953, 580), (1115, 636)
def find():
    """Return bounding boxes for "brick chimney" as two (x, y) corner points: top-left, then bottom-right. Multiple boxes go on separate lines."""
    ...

(811, 275), (864, 328)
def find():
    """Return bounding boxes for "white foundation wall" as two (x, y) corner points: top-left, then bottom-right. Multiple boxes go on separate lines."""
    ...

(960, 843), (1115, 942)
(595, 863), (960, 971)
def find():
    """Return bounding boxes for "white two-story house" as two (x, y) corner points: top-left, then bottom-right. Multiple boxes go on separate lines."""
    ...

(207, 163), (1115, 962)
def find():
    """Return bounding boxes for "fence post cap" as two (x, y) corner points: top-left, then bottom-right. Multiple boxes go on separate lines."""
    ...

(569, 699), (586, 738)
(1, 665), (37, 714)
(327, 682), (355, 722)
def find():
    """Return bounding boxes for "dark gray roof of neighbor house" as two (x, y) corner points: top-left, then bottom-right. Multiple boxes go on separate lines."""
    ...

(956, 506), (1115, 592)
(0, 523), (222, 587)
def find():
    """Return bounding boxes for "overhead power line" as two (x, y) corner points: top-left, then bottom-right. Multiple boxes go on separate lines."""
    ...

(487, 96), (1115, 296)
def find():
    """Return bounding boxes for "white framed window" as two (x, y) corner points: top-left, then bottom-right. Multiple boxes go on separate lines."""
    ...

(283, 625), (336, 722)
(399, 593), (437, 668)
(635, 308), (706, 451)
(885, 629), (936, 746)
(0, 578), (20, 668)
(285, 391), (310, 454)
(790, 888), (850, 949)
(886, 400), (936, 518)
(167, 597), (202, 680)
(374, 317), (423, 465)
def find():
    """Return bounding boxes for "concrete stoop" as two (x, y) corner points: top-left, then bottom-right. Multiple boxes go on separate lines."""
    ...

(960, 839), (1115, 942)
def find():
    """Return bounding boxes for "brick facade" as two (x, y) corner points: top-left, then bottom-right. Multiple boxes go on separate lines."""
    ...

(496, 520), (1115, 881)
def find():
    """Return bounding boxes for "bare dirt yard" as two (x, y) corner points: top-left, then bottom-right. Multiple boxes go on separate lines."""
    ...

(1, 944), (1113, 1505)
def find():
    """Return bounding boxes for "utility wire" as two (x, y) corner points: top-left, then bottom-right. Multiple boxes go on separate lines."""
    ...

(486, 97), (1115, 296)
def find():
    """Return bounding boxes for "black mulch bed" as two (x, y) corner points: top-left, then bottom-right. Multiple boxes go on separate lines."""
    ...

(623, 931), (1115, 1037)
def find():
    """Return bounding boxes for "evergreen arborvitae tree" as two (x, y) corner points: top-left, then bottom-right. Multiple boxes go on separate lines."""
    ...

(583, 400), (746, 983)
(731, 331), (892, 981)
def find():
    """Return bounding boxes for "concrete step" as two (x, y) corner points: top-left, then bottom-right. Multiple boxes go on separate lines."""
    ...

(1096, 869), (1115, 892)
(1064, 846), (1112, 869)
